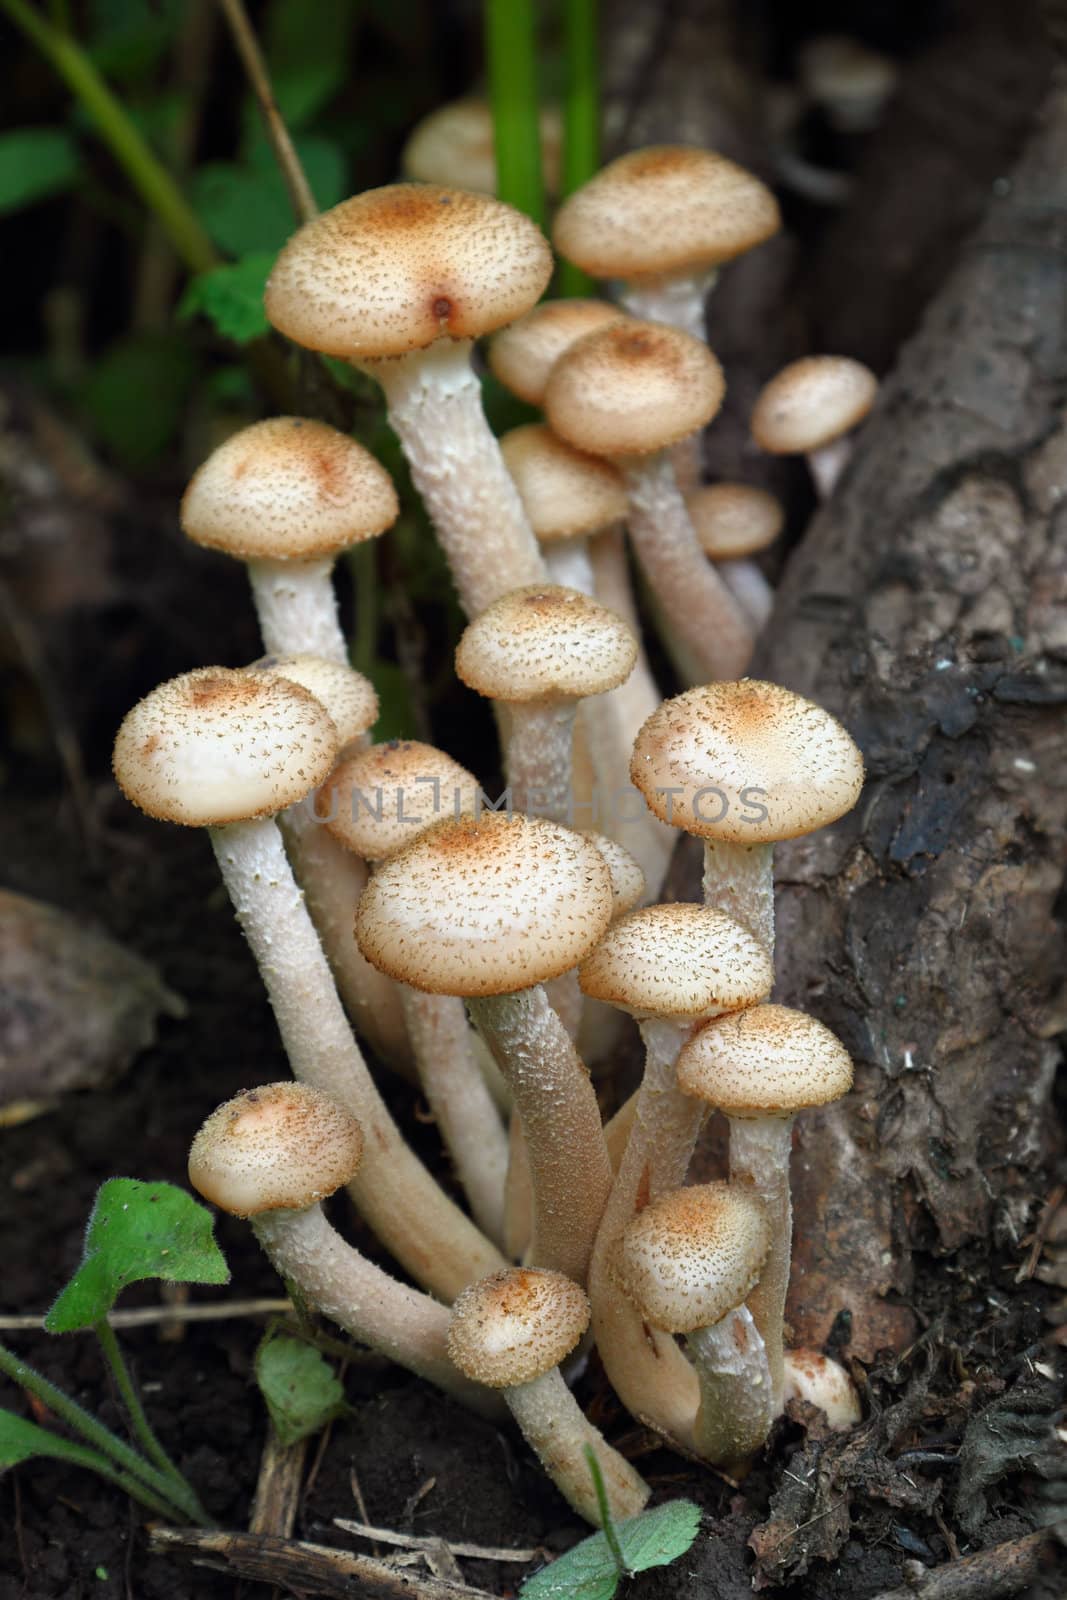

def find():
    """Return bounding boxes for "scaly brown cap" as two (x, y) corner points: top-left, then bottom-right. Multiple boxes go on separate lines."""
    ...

(113, 667), (338, 828)
(631, 680), (864, 844)
(322, 740), (481, 860)
(751, 356), (877, 455)
(687, 484), (784, 560)
(501, 425), (628, 543)
(676, 1003), (853, 1117)
(553, 146), (780, 280)
(488, 299), (625, 405)
(545, 320), (725, 457)
(181, 418), (398, 562)
(578, 903), (773, 1022)
(249, 655), (378, 751)
(355, 812), (613, 996)
(447, 1268), (589, 1387)
(264, 184), (553, 361)
(589, 834), (646, 918)
(455, 585), (636, 704)
(615, 1183), (770, 1333)
(188, 1083), (364, 1217)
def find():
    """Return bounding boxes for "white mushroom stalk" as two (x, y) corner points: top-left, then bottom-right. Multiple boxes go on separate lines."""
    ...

(631, 680), (866, 958)
(751, 355), (878, 500)
(264, 185), (556, 618)
(448, 1270), (650, 1527)
(189, 1085), (501, 1418)
(112, 670), (504, 1303)
(356, 813), (615, 1286)
(181, 417), (398, 663)
(687, 484), (784, 633)
(676, 1004), (854, 1413)
(615, 1183), (775, 1464)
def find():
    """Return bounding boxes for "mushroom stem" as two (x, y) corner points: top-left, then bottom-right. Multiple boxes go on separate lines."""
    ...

(725, 1115), (794, 1413)
(252, 1203), (501, 1417)
(246, 557), (347, 663)
(701, 841), (775, 956)
(622, 455), (753, 681)
(619, 272), (717, 496)
(209, 817), (505, 1299)
(505, 1368), (650, 1526)
(399, 985), (510, 1248)
(467, 986), (612, 1285)
(544, 539), (595, 594)
(360, 341), (546, 615)
(687, 1305), (774, 1464)
(808, 436), (853, 499)
(717, 559), (774, 630)
(505, 701), (576, 823)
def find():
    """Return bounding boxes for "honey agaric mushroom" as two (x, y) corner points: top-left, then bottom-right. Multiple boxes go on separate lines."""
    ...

(578, 904), (774, 1450)
(402, 100), (562, 197)
(448, 1269), (649, 1526)
(181, 418), (398, 662)
(686, 484), (784, 630)
(545, 320), (753, 682)
(113, 668), (504, 1302)
(615, 1183), (774, 1464)
(676, 1004), (854, 1413)
(264, 185), (553, 617)
(356, 812), (614, 1286)
(783, 1348), (861, 1428)
(631, 680), (864, 956)
(321, 740), (509, 1246)
(750, 355), (878, 499)
(189, 1084), (499, 1416)
(500, 424), (629, 596)
(487, 298), (627, 407)
(246, 655), (411, 1072)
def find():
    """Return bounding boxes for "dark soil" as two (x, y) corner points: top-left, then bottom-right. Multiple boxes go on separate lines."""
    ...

(1, 432), (1064, 1600)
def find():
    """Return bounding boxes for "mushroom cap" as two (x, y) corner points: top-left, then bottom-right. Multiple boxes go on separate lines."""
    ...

(589, 833), (646, 918)
(188, 1082), (364, 1217)
(447, 1268), (590, 1387)
(488, 298), (626, 405)
(455, 585), (637, 704)
(355, 812), (613, 996)
(687, 484), (784, 560)
(676, 1003), (853, 1117)
(783, 1348), (861, 1427)
(615, 1182), (771, 1333)
(578, 903), (773, 1022)
(249, 655), (379, 751)
(501, 425), (628, 542)
(630, 680), (864, 844)
(264, 184), (553, 361)
(181, 418), (398, 562)
(321, 740), (481, 860)
(113, 667), (339, 828)
(545, 320), (725, 457)
(552, 145), (780, 280)
(751, 356), (877, 455)
(401, 99), (562, 196)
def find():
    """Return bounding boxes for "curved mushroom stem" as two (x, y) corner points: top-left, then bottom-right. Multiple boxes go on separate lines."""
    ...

(701, 840), (775, 957)
(468, 986), (612, 1286)
(360, 341), (547, 616)
(399, 985), (510, 1248)
(622, 455), (754, 682)
(252, 1203), (502, 1418)
(687, 1304), (774, 1465)
(209, 816), (506, 1300)
(717, 558), (774, 630)
(725, 1114), (794, 1414)
(619, 269), (718, 497)
(505, 701), (576, 823)
(246, 556), (346, 663)
(505, 1367), (650, 1527)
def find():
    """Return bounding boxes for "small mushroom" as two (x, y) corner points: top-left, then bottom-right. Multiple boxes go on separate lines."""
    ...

(782, 1348), (862, 1428)
(686, 484), (784, 630)
(750, 356), (878, 498)
(488, 298), (627, 408)
(402, 99), (562, 196)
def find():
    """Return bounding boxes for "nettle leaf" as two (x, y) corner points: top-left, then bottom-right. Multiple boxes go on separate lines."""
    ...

(179, 254), (274, 345)
(263, 0), (358, 128)
(88, 0), (183, 82)
(520, 1501), (702, 1600)
(192, 137), (346, 257)
(45, 1180), (229, 1332)
(0, 129), (79, 215)
(255, 1331), (346, 1448)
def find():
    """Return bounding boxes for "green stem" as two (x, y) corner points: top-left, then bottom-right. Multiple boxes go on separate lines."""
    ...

(0, 0), (217, 273)
(49, 1434), (190, 1522)
(558, 0), (599, 296)
(0, 1340), (211, 1524)
(484, 0), (545, 228)
(94, 1320), (210, 1525)
(584, 1444), (627, 1572)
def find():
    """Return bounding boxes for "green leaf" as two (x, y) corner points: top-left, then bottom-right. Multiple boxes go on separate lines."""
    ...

(45, 1180), (229, 1333)
(520, 1501), (702, 1600)
(0, 129), (79, 215)
(0, 1408), (107, 1472)
(192, 138), (346, 257)
(255, 1331), (345, 1448)
(179, 254), (274, 345)
(262, 0), (358, 128)
(79, 334), (198, 467)
(87, 0), (183, 82)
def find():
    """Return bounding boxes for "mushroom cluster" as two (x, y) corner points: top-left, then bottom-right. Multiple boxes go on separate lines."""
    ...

(114, 152), (875, 1525)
